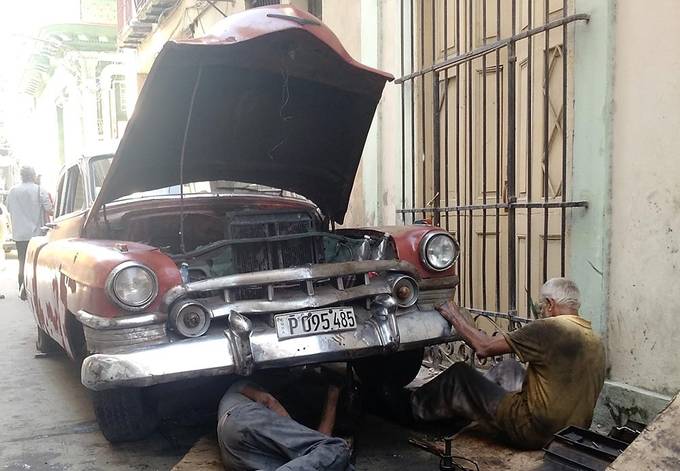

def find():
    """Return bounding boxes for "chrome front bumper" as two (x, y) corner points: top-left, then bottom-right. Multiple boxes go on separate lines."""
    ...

(81, 302), (457, 391)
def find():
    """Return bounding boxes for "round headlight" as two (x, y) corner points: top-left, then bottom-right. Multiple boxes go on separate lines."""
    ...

(107, 263), (158, 310)
(420, 232), (459, 271)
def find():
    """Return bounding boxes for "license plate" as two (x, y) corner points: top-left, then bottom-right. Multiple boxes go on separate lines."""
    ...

(275, 307), (357, 340)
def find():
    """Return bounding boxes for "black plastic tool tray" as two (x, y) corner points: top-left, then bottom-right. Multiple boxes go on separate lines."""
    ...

(543, 425), (629, 470)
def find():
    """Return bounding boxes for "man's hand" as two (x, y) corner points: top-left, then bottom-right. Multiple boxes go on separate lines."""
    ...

(435, 300), (512, 359)
(436, 300), (475, 330)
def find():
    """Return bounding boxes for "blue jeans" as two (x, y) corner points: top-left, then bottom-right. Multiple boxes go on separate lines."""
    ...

(218, 400), (353, 471)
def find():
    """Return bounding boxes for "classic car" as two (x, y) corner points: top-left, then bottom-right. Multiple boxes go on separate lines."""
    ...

(25, 5), (460, 442)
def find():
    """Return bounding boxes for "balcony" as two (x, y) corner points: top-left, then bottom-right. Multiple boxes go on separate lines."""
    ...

(117, 0), (178, 49)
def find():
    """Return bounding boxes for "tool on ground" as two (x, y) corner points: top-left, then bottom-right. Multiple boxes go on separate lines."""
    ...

(408, 437), (479, 471)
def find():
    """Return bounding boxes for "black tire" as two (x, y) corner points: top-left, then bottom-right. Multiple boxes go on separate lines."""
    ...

(353, 348), (425, 388)
(91, 388), (159, 443)
(36, 327), (61, 354)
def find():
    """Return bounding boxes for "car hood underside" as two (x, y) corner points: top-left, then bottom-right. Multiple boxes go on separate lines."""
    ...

(88, 6), (392, 227)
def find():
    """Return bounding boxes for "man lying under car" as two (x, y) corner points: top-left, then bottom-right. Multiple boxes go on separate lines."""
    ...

(409, 278), (605, 449)
(217, 368), (354, 470)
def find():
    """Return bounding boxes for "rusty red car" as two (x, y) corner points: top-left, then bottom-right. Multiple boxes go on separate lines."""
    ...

(25, 5), (460, 442)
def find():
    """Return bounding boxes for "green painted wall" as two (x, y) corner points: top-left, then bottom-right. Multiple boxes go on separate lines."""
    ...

(571, 0), (676, 429)
(569, 0), (616, 336)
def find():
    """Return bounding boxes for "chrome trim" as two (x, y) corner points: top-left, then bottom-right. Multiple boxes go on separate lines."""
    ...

(367, 294), (400, 350)
(81, 306), (459, 391)
(82, 333), (237, 390)
(74, 309), (167, 330)
(417, 287), (457, 307)
(84, 324), (168, 353)
(105, 261), (159, 312)
(169, 300), (211, 337)
(163, 260), (419, 306)
(418, 275), (459, 290)
(387, 274), (419, 308)
(419, 231), (460, 272)
(203, 279), (392, 317)
(226, 311), (254, 376)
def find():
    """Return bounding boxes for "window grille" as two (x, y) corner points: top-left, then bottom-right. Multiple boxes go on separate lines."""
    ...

(396, 0), (589, 366)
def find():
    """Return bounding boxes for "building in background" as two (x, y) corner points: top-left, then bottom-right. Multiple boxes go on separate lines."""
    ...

(118, 0), (680, 434)
(0, 52), (21, 197)
(10, 0), (136, 190)
(0, 103), (20, 199)
(117, 0), (322, 89)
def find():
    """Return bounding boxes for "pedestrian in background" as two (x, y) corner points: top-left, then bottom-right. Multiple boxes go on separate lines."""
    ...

(7, 166), (53, 300)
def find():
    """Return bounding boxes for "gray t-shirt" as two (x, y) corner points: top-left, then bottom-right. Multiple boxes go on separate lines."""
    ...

(6, 182), (53, 241)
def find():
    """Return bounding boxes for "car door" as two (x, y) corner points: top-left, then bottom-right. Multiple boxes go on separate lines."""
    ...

(29, 164), (89, 353)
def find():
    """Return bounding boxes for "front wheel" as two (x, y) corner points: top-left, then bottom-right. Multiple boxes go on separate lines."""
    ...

(36, 327), (61, 354)
(91, 388), (159, 442)
(352, 348), (425, 388)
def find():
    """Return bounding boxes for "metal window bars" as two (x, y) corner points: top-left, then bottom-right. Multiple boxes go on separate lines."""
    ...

(396, 0), (589, 364)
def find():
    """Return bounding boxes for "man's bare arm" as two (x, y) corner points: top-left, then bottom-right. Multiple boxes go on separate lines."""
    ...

(437, 302), (513, 359)
(240, 385), (290, 418)
(317, 385), (341, 435)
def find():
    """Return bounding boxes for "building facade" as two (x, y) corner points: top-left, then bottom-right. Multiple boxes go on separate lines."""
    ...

(14, 1), (136, 190)
(118, 0), (680, 430)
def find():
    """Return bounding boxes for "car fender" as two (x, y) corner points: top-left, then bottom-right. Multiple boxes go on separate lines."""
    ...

(31, 238), (180, 358)
(366, 225), (458, 279)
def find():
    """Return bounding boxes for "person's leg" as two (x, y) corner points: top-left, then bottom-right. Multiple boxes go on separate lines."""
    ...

(218, 402), (288, 471)
(16, 241), (29, 294)
(411, 362), (508, 426)
(483, 358), (526, 393)
(218, 402), (353, 471)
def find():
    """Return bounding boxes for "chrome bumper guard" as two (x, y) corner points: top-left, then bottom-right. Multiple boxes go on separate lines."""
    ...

(81, 298), (458, 391)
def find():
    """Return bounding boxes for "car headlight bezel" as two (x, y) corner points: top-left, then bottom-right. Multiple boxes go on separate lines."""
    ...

(419, 231), (459, 272)
(169, 300), (211, 338)
(105, 261), (158, 311)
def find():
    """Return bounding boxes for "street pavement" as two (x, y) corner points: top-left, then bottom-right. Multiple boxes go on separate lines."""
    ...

(0, 255), (204, 470)
(0, 254), (440, 470)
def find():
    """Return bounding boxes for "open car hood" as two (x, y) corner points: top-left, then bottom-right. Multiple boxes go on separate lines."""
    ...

(86, 5), (392, 227)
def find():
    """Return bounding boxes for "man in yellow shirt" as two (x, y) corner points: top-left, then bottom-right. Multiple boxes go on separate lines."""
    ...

(411, 278), (605, 449)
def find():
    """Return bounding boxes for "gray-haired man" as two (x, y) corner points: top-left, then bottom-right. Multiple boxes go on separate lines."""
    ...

(409, 278), (605, 449)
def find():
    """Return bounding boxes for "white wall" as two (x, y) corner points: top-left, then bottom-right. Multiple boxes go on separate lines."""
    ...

(323, 0), (403, 227)
(377, 0), (402, 226)
(607, 0), (680, 396)
(321, 0), (366, 226)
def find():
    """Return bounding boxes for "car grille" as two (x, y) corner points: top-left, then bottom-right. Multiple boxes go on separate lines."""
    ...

(227, 212), (321, 275)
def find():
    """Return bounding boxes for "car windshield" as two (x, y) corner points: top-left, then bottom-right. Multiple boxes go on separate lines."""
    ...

(89, 155), (303, 201)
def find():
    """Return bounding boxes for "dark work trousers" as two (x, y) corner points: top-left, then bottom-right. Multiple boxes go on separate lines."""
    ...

(218, 401), (353, 471)
(16, 240), (30, 290)
(411, 360), (525, 429)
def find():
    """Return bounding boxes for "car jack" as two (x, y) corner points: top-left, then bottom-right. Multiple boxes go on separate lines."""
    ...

(408, 436), (478, 471)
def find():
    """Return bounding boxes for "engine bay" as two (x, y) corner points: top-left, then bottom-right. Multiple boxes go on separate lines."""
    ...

(106, 205), (396, 281)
